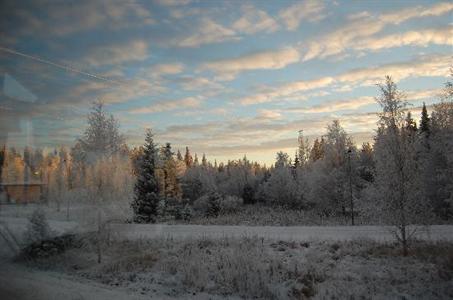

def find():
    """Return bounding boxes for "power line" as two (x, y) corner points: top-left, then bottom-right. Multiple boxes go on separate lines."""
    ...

(0, 46), (122, 85)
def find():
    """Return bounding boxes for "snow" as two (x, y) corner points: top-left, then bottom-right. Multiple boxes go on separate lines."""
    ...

(1, 215), (453, 244)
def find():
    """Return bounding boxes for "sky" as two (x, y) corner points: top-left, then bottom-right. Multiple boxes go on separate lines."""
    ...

(0, 0), (452, 165)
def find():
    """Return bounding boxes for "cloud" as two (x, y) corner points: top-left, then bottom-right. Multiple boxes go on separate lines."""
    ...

(354, 27), (453, 51)
(1, 0), (155, 39)
(240, 77), (334, 105)
(405, 88), (444, 101)
(257, 109), (282, 120)
(347, 11), (371, 21)
(239, 54), (451, 105)
(179, 76), (223, 91)
(300, 2), (453, 61)
(232, 4), (279, 34)
(154, 0), (192, 6)
(129, 97), (202, 114)
(174, 19), (238, 47)
(279, 0), (326, 30)
(303, 96), (375, 113)
(201, 47), (300, 80)
(284, 88), (443, 114)
(146, 63), (185, 77)
(83, 40), (149, 66)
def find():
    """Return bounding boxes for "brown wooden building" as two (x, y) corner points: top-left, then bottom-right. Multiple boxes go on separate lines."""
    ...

(0, 183), (47, 204)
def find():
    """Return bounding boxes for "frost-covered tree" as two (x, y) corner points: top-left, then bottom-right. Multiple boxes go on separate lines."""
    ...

(184, 146), (193, 168)
(426, 74), (453, 219)
(24, 208), (52, 244)
(77, 101), (125, 162)
(373, 76), (431, 255)
(310, 137), (325, 161)
(132, 129), (160, 223)
(419, 102), (430, 136)
(260, 153), (300, 207)
(297, 131), (310, 167)
(158, 143), (181, 199)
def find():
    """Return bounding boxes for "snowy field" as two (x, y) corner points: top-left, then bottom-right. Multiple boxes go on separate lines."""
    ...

(1, 205), (453, 299)
(2, 215), (453, 244)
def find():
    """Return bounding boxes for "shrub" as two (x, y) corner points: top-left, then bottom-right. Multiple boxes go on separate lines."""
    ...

(220, 195), (242, 214)
(23, 208), (52, 245)
(193, 192), (222, 217)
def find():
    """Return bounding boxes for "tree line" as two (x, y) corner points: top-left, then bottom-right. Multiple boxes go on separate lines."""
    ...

(1, 74), (452, 244)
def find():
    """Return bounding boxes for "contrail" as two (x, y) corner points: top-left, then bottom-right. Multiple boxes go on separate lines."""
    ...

(0, 46), (122, 85)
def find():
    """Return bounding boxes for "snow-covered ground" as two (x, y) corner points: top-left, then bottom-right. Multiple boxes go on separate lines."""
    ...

(2, 215), (453, 243)
(1, 206), (453, 300)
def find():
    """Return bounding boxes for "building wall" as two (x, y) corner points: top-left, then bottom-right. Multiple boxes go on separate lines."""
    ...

(3, 185), (43, 204)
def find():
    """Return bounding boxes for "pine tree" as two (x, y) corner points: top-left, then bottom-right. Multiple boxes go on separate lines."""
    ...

(132, 129), (160, 223)
(184, 146), (193, 168)
(419, 102), (430, 136)
(176, 149), (183, 161)
(405, 112), (417, 133)
(201, 153), (207, 167)
(159, 143), (181, 199)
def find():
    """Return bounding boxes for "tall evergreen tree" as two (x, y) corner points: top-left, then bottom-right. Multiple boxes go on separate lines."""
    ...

(160, 143), (181, 199)
(419, 102), (430, 136)
(132, 129), (160, 223)
(176, 149), (183, 161)
(184, 146), (193, 168)
(201, 153), (207, 167)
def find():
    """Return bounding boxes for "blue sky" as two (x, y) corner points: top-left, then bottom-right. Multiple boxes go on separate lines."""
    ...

(0, 0), (452, 164)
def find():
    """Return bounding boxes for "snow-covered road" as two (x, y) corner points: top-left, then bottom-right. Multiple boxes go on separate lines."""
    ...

(2, 216), (453, 242)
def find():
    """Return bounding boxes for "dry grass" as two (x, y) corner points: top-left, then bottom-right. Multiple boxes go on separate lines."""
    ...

(18, 235), (453, 299)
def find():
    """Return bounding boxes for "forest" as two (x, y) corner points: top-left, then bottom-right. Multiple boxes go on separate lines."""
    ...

(2, 74), (452, 232)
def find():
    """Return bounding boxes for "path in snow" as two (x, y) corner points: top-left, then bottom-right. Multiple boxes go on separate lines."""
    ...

(1, 216), (453, 243)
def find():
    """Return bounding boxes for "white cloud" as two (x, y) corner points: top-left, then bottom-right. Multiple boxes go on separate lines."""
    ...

(83, 40), (149, 66)
(301, 2), (453, 61)
(175, 19), (238, 47)
(146, 63), (185, 77)
(129, 97), (202, 114)
(179, 77), (223, 91)
(232, 4), (279, 34)
(240, 76), (334, 105)
(304, 96), (375, 113)
(201, 47), (300, 80)
(257, 109), (282, 120)
(279, 0), (326, 30)
(239, 54), (451, 105)
(354, 27), (453, 51)
(155, 0), (192, 6)
(15, 1), (156, 37)
(284, 88), (443, 114)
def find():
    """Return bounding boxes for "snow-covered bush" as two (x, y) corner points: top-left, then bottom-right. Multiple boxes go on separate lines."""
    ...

(220, 195), (242, 214)
(23, 208), (53, 244)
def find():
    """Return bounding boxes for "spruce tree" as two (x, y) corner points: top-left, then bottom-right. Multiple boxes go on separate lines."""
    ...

(176, 149), (183, 161)
(184, 146), (193, 168)
(160, 143), (181, 199)
(132, 129), (160, 223)
(201, 153), (207, 167)
(420, 102), (430, 136)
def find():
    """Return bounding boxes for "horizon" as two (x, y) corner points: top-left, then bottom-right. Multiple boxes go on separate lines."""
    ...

(0, 0), (452, 165)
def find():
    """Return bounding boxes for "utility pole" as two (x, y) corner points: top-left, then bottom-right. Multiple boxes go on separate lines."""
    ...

(348, 148), (354, 225)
